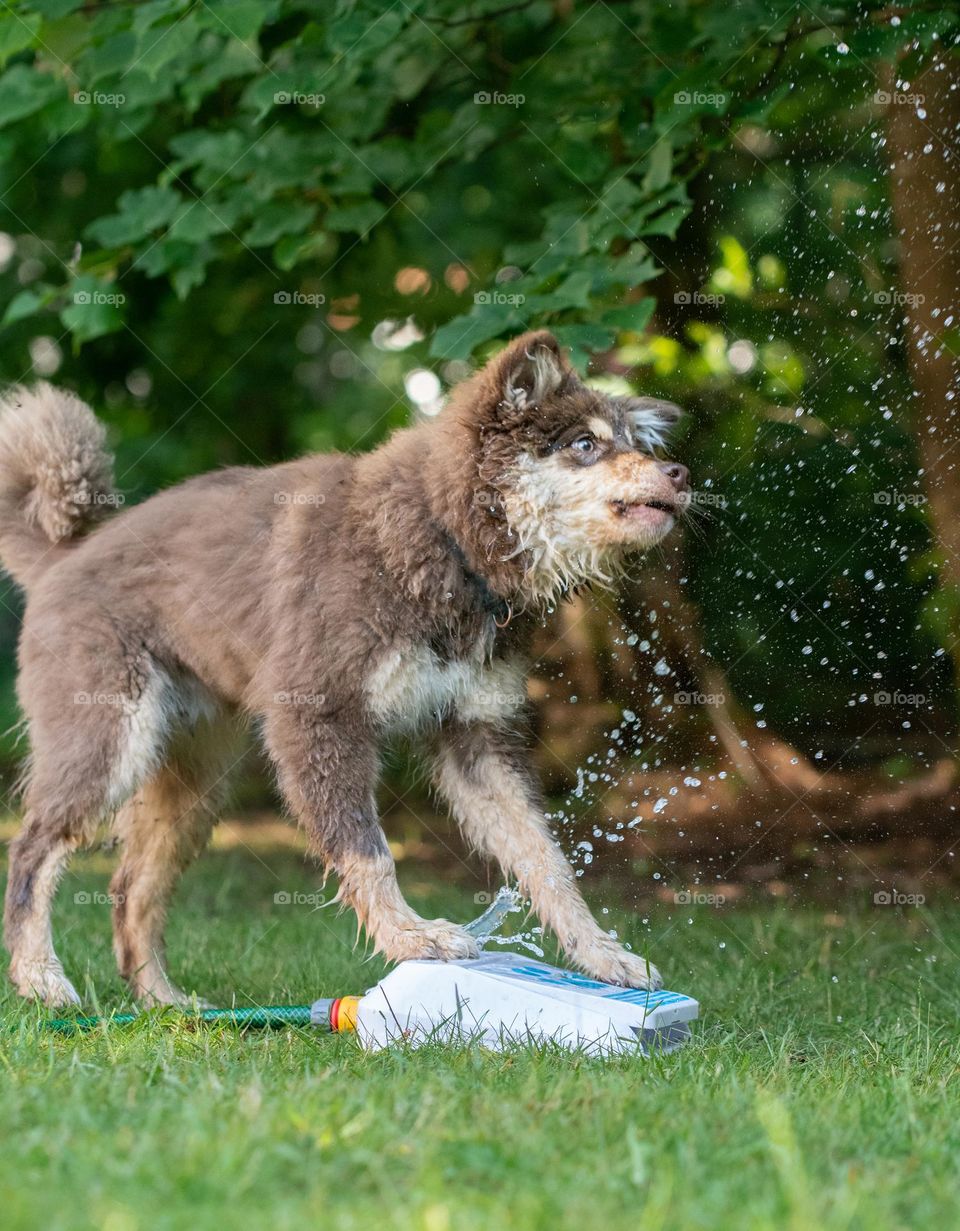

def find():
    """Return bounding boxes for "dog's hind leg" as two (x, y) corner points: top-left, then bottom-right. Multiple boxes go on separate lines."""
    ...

(5, 648), (196, 1007)
(111, 715), (240, 1005)
(5, 720), (127, 1008)
(5, 815), (85, 1007)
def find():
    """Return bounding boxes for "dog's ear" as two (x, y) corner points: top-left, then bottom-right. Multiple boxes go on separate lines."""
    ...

(490, 331), (570, 419)
(621, 396), (683, 452)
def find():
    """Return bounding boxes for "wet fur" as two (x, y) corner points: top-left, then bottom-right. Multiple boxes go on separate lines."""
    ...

(0, 331), (685, 1006)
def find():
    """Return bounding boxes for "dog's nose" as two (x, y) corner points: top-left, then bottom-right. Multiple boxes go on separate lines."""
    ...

(658, 461), (689, 492)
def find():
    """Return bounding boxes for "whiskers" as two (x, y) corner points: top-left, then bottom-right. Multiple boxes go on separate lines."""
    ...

(678, 490), (724, 544)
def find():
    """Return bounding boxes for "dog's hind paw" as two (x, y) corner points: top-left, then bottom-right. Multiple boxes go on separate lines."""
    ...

(10, 959), (82, 1009)
(380, 918), (480, 964)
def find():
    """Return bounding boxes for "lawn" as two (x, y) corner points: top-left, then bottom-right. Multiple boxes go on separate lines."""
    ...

(1, 827), (958, 1231)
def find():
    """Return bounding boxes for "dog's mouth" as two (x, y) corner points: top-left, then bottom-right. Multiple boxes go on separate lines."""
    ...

(609, 498), (676, 522)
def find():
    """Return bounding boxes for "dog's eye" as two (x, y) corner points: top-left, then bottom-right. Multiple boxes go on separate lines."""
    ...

(569, 434), (597, 457)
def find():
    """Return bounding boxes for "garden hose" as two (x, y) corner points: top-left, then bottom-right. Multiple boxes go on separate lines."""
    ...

(41, 887), (518, 1035)
(43, 997), (362, 1035)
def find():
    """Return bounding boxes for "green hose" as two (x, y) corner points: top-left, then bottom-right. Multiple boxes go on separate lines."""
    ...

(42, 889), (521, 1036)
(43, 1002), (331, 1034)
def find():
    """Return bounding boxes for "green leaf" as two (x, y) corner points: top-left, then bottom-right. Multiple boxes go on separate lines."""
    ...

(2, 287), (49, 326)
(167, 197), (240, 244)
(430, 305), (524, 360)
(643, 204), (688, 238)
(273, 231), (330, 271)
(642, 139), (673, 194)
(59, 275), (125, 343)
(552, 322), (617, 369)
(85, 185), (183, 247)
(325, 200), (388, 236)
(0, 63), (61, 128)
(599, 299), (655, 333)
(0, 13), (41, 67)
(31, 0), (84, 16)
(196, 0), (270, 43)
(243, 201), (317, 248)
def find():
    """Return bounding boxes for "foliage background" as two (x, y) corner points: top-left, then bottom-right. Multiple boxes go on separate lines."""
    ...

(0, 0), (957, 846)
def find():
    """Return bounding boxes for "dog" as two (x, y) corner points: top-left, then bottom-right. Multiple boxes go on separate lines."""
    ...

(0, 329), (688, 1008)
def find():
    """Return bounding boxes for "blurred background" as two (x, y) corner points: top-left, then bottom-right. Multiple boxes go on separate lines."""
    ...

(0, 0), (958, 903)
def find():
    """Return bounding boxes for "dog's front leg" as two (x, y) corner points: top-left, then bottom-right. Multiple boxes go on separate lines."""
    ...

(433, 722), (661, 989)
(264, 707), (477, 963)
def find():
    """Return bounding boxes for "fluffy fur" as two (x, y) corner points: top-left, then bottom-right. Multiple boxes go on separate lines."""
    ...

(0, 330), (687, 1007)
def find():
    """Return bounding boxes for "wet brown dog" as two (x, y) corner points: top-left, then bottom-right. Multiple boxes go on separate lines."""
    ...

(0, 330), (688, 1008)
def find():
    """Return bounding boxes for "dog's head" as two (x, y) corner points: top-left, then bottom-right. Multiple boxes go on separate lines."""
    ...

(454, 330), (688, 603)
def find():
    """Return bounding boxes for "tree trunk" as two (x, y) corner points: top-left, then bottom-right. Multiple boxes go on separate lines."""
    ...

(887, 54), (960, 649)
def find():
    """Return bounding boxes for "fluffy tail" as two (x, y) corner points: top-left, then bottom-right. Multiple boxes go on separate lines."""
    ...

(0, 382), (116, 587)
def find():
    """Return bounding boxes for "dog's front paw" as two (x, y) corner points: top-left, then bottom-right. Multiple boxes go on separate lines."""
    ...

(10, 959), (82, 1009)
(380, 918), (480, 964)
(575, 941), (662, 990)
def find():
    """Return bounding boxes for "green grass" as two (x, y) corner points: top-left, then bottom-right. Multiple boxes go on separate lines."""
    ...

(1, 838), (958, 1231)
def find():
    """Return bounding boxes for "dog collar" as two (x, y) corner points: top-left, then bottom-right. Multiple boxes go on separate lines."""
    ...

(442, 531), (512, 626)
